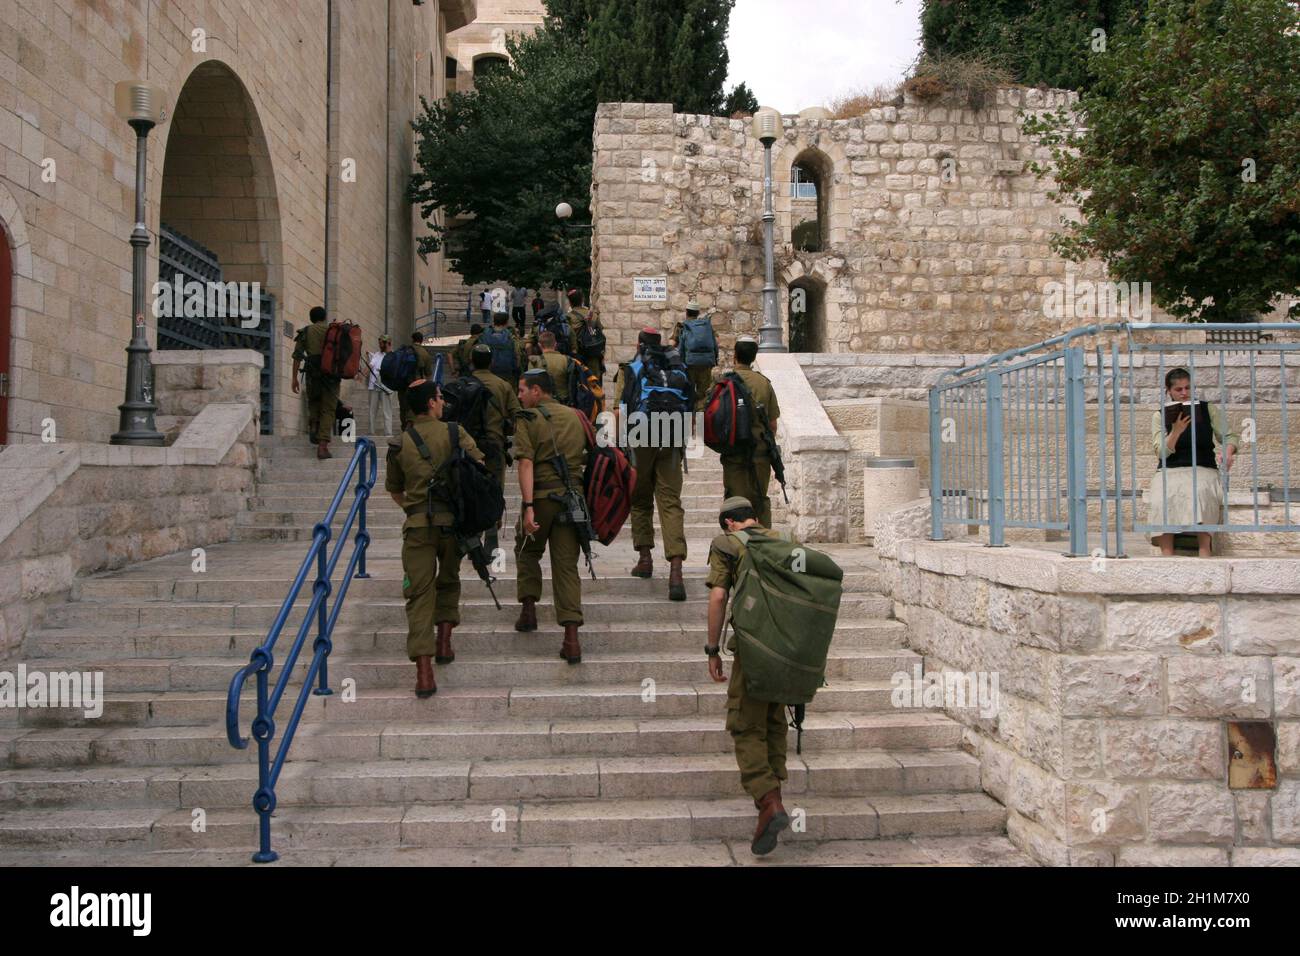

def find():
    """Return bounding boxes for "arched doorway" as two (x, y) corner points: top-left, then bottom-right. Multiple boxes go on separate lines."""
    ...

(0, 222), (10, 445)
(789, 149), (833, 253)
(787, 276), (826, 353)
(158, 61), (283, 432)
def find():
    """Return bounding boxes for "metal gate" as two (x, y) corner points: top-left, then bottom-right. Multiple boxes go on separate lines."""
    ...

(156, 223), (275, 434)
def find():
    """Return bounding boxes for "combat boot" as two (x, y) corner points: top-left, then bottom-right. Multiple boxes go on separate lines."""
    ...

(435, 622), (455, 665)
(317, 440), (333, 460)
(668, 557), (686, 601)
(414, 656), (436, 698)
(515, 597), (538, 632)
(630, 547), (653, 578)
(560, 624), (582, 664)
(751, 786), (790, 856)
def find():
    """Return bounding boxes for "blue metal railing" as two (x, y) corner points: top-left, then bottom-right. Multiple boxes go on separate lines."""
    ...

(929, 322), (1300, 557)
(226, 438), (378, 862)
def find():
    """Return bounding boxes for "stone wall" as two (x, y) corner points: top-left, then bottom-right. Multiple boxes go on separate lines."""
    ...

(0, 351), (261, 661)
(874, 501), (1300, 866)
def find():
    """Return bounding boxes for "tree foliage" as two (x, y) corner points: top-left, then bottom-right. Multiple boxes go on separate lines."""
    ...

(723, 81), (759, 116)
(1023, 0), (1300, 321)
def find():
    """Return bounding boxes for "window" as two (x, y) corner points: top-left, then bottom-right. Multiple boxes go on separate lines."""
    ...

(473, 55), (509, 80)
(445, 57), (458, 80)
(791, 165), (818, 199)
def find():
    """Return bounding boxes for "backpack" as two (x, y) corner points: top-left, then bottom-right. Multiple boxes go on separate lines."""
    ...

(407, 423), (504, 538)
(620, 347), (692, 420)
(576, 316), (606, 365)
(441, 374), (494, 445)
(678, 317), (718, 368)
(704, 372), (756, 453)
(320, 321), (362, 379)
(537, 308), (573, 356)
(726, 529), (843, 749)
(380, 345), (419, 391)
(574, 410), (635, 546)
(483, 327), (519, 377)
(566, 358), (604, 423)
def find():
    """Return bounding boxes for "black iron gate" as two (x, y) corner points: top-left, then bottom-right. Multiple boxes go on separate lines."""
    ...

(157, 223), (275, 434)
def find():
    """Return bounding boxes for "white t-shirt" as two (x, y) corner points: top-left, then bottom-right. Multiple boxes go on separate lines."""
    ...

(367, 352), (393, 393)
(481, 290), (493, 310)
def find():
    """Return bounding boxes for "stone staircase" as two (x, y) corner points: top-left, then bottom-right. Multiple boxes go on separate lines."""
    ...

(0, 433), (1026, 865)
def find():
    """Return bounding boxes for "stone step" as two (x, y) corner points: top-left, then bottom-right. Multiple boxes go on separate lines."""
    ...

(4, 683), (909, 762)
(40, 594), (895, 630)
(11, 648), (921, 700)
(0, 790), (1006, 851)
(26, 619), (907, 660)
(0, 713), (963, 796)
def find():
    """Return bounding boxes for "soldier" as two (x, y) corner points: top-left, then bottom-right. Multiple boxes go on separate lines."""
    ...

(615, 328), (690, 600)
(396, 332), (434, 431)
(567, 288), (606, 380)
(482, 311), (526, 391)
(290, 305), (340, 460)
(721, 335), (782, 528)
(705, 496), (792, 856)
(528, 330), (573, 402)
(453, 323), (485, 377)
(671, 301), (718, 412)
(469, 343), (522, 556)
(385, 380), (485, 697)
(512, 368), (588, 664)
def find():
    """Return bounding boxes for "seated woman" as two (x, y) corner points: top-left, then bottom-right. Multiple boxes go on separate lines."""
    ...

(1147, 367), (1238, 557)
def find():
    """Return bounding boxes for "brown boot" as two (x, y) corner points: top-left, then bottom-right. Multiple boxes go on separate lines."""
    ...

(750, 787), (790, 856)
(435, 622), (455, 665)
(514, 597), (537, 632)
(414, 656), (436, 698)
(630, 547), (653, 578)
(560, 624), (582, 664)
(668, 557), (686, 601)
(316, 441), (332, 460)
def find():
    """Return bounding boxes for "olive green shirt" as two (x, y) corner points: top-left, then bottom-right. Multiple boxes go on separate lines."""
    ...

(513, 397), (588, 491)
(293, 320), (330, 361)
(454, 334), (482, 375)
(706, 526), (794, 651)
(385, 415), (484, 531)
(472, 368), (522, 451)
(732, 364), (780, 453)
(1151, 402), (1238, 460)
(529, 351), (573, 400)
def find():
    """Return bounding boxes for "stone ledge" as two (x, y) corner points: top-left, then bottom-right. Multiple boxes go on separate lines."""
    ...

(151, 349), (263, 369)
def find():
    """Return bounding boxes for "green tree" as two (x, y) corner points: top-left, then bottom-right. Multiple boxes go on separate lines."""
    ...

(723, 81), (759, 116)
(921, 0), (1149, 90)
(407, 27), (597, 290)
(1024, 0), (1300, 322)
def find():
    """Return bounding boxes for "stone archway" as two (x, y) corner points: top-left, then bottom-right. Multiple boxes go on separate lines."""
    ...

(773, 137), (850, 249)
(786, 274), (827, 353)
(0, 182), (33, 445)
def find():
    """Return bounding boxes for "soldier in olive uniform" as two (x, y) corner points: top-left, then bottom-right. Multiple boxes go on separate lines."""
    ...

(386, 380), (486, 696)
(614, 328), (689, 601)
(567, 288), (606, 381)
(721, 336), (782, 528)
(705, 496), (792, 856)
(671, 301), (717, 412)
(528, 331), (573, 402)
(291, 305), (340, 459)
(454, 323), (485, 377)
(396, 333), (434, 431)
(470, 343), (522, 556)
(483, 311), (526, 391)
(512, 369), (589, 664)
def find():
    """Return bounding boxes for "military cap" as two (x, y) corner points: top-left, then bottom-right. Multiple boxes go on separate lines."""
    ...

(720, 496), (753, 516)
(472, 343), (491, 355)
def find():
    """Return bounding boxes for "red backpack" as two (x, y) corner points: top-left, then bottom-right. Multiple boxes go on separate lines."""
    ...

(703, 372), (754, 453)
(576, 412), (635, 545)
(321, 322), (363, 380)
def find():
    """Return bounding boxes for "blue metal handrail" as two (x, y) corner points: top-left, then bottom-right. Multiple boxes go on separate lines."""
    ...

(226, 438), (378, 863)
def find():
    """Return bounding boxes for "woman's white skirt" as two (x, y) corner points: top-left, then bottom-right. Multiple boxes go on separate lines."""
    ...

(1145, 466), (1223, 540)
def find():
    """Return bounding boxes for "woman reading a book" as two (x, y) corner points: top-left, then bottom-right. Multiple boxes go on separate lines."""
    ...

(1148, 367), (1238, 557)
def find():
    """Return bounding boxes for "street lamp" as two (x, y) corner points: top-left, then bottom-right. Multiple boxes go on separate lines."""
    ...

(110, 80), (167, 446)
(555, 201), (593, 231)
(752, 106), (784, 353)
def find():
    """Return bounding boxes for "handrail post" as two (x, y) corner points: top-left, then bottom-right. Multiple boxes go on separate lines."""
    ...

(355, 444), (372, 580)
(312, 527), (333, 698)
(1064, 345), (1089, 556)
(986, 370), (1006, 547)
(251, 663), (277, 863)
(929, 388), (944, 540)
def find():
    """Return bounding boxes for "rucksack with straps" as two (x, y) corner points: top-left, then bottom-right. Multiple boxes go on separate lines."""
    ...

(440, 375), (495, 446)
(575, 409), (634, 545)
(678, 317), (718, 368)
(565, 358), (604, 423)
(703, 372), (756, 453)
(536, 308), (573, 356)
(725, 529), (844, 752)
(576, 315), (606, 365)
(380, 346), (420, 391)
(407, 423), (503, 537)
(483, 327), (519, 377)
(321, 321), (363, 380)
(620, 346), (693, 419)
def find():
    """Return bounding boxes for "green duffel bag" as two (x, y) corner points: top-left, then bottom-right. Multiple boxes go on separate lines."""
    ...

(726, 529), (844, 709)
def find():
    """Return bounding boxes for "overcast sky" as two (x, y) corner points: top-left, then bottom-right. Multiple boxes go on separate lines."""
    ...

(726, 0), (924, 113)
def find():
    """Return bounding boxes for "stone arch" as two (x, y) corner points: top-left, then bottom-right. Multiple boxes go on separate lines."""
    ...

(773, 136), (850, 250)
(472, 53), (509, 81)
(780, 259), (846, 354)
(0, 182), (34, 444)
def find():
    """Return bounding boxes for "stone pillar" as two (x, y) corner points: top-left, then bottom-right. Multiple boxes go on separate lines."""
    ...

(862, 458), (919, 541)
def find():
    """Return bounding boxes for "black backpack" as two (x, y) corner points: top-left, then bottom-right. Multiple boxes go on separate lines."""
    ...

(576, 317), (606, 364)
(537, 307), (573, 356)
(407, 423), (503, 537)
(440, 375), (494, 445)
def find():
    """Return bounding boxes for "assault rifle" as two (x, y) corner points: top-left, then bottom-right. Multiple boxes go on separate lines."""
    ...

(459, 534), (502, 610)
(537, 406), (598, 580)
(756, 401), (789, 504)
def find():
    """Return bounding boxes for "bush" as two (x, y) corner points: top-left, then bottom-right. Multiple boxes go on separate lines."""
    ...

(904, 52), (1016, 109)
(827, 82), (903, 119)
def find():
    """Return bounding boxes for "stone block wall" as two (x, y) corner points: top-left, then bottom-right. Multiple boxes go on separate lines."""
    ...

(874, 501), (1300, 866)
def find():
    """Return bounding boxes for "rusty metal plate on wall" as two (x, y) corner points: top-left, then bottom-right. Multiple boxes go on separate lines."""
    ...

(1228, 721), (1277, 789)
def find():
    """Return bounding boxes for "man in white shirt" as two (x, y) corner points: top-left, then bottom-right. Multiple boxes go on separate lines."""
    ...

(359, 334), (395, 436)
(480, 289), (493, 324)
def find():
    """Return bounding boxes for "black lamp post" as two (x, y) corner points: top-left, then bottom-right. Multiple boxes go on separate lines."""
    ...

(110, 80), (166, 446)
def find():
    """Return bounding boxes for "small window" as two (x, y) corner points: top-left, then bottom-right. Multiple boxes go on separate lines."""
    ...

(791, 164), (818, 200)
(445, 57), (458, 80)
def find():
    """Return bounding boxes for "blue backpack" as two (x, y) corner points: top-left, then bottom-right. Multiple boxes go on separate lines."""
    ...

(483, 327), (518, 377)
(620, 346), (692, 418)
(379, 346), (419, 390)
(678, 317), (718, 368)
